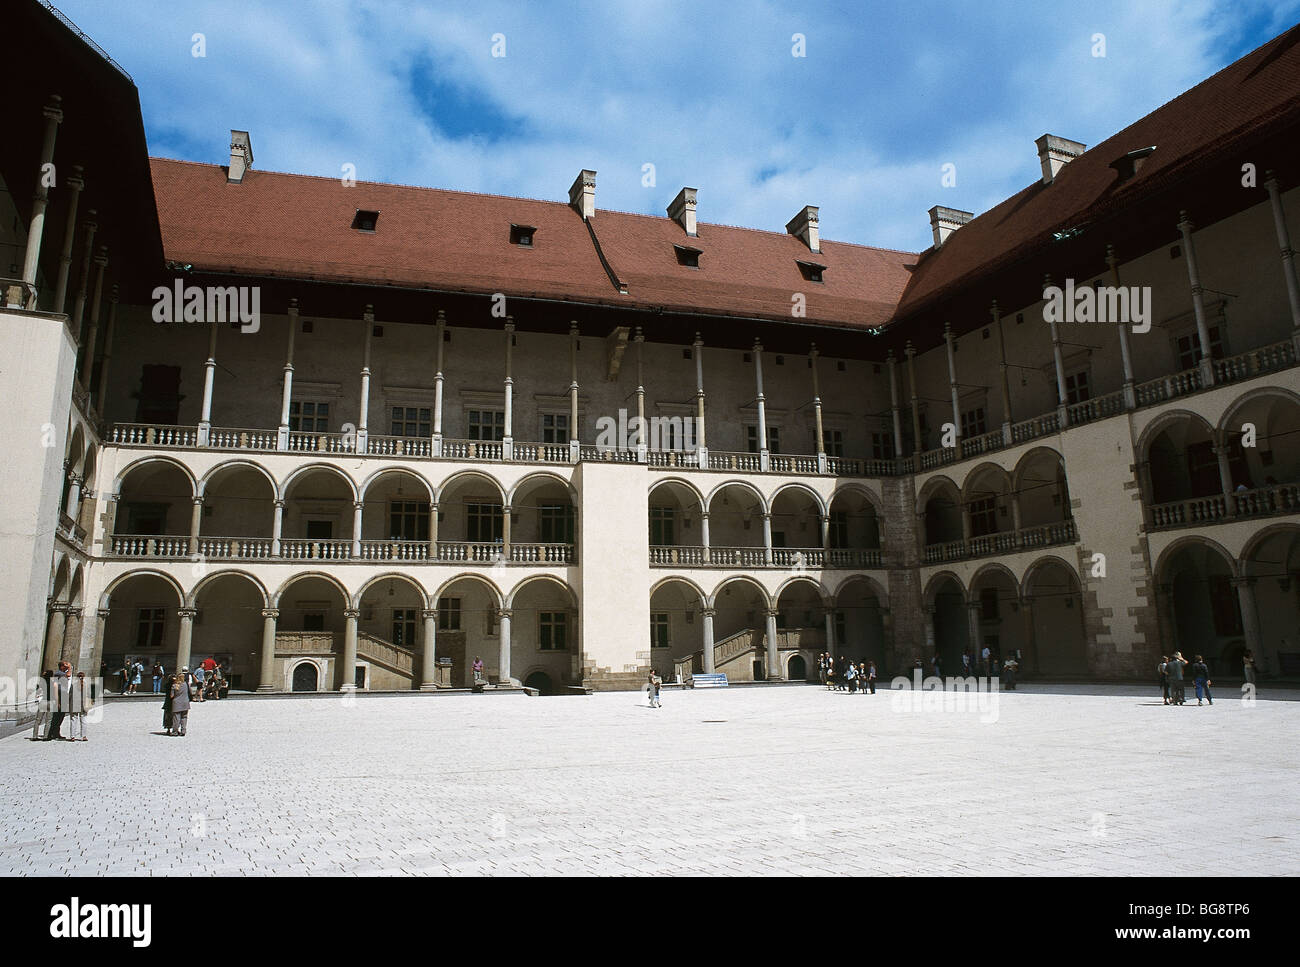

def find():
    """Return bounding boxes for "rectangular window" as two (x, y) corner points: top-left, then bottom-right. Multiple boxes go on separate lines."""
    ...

(829, 511), (848, 549)
(1065, 371), (1091, 405)
(960, 407), (986, 438)
(540, 612), (568, 650)
(1176, 326), (1223, 371)
(289, 400), (330, 433)
(391, 608), (417, 648)
(541, 413), (569, 444)
(467, 409), (506, 441)
(649, 506), (675, 546)
(822, 429), (844, 458)
(872, 432), (894, 460)
(388, 501), (430, 541)
(302, 611), (326, 632)
(391, 406), (431, 438)
(437, 597), (461, 631)
(650, 613), (670, 649)
(746, 426), (781, 453)
(135, 608), (165, 649)
(539, 504), (574, 544)
(968, 497), (997, 537)
(466, 502), (503, 543)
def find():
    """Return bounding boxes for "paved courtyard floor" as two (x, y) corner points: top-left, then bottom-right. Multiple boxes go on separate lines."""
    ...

(2, 683), (1297, 876)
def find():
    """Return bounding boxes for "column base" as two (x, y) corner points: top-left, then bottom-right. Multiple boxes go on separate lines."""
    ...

(339, 684), (357, 692)
(419, 682), (439, 691)
(256, 684), (276, 693)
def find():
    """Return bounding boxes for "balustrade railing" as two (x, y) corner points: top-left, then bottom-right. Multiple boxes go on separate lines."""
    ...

(1010, 411), (1061, 445)
(1213, 339), (1296, 385)
(510, 442), (570, 463)
(358, 540), (430, 561)
(366, 435), (432, 458)
(649, 545), (707, 566)
(768, 453), (820, 474)
(280, 539), (353, 560)
(208, 427), (278, 450)
(110, 535), (190, 557)
(1135, 368), (1203, 407)
(646, 449), (699, 468)
(441, 439), (503, 461)
(706, 545), (769, 567)
(959, 429), (1005, 460)
(110, 424), (197, 447)
(196, 537), (273, 559)
(1149, 495), (1229, 529)
(287, 430), (356, 454)
(274, 631), (335, 654)
(1233, 481), (1300, 519)
(436, 541), (507, 563)
(510, 543), (575, 564)
(772, 547), (824, 568)
(923, 518), (1077, 563)
(1066, 389), (1126, 427)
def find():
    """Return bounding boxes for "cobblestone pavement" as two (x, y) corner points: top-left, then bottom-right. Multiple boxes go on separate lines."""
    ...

(2, 683), (1296, 876)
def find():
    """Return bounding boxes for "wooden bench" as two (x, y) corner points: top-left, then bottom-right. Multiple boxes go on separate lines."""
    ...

(689, 673), (729, 688)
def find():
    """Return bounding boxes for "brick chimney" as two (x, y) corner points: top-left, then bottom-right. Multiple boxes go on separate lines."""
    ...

(667, 187), (698, 236)
(928, 206), (972, 248)
(228, 130), (253, 184)
(1035, 134), (1086, 185)
(786, 205), (820, 253)
(568, 169), (596, 219)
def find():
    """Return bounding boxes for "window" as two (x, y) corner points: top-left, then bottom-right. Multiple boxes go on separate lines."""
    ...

(485, 609), (498, 637)
(872, 432), (894, 460)
(673, 245), (701, 268)
(822, 429), (844, 458)
(541, 413), (569, 444)
(302, 611), (326, 632)
(391, 406), (431, 438)
(289, 401), (330, 433)
(389, 501), (429, 541)
(980, 587), (1000, 621)
(746, 426), (781, 453)
(828, 510), (848, 549)
(468, 409), (505, 441)
(391, 609), (417, 648)
(539, 503), (575, 543)
(351, 209), (379, 232)
(968, 497), (997, 537)
(540, 612), (568, 650)
(960, 407), (986, 438)
(797, 260), (826, 283)
(650, 613), (670, 649)
(649, 506), (675, 546)
(510, 224), (537, 246)
(466, 502), (503, 543)
(1064, 370), (1091, 405)
(135, 608), (165, 649)
(437, 598), (461, 631)
(1176, 326), (1224, 371)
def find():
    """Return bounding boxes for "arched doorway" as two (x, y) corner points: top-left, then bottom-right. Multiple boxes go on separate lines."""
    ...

(524, 671), (554, 695)
(191, 571), (267, 690)
(291, 662), (319, 692)
(711, 577), (771, 681)
(787, 654), (807, 681)
(1023, 558), (1089, 675)
(509, 577), (580, 691)
(649, 578), (706, 679)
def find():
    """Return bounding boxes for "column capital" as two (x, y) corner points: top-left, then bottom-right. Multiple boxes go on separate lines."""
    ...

(65, 608), (83, 619)
(1177, 210), (1194, 232)
(904, 340), (915, 358)
(943, 322), (954, 341)
(353, 500), (364, 511)
(634, 325), (644, 343)
(65, 164), (85, 192)
(700, 607), (716, 618)
(274, 498), (285, 509)
(752, 338), (763, 353)
(343, 608), (361, 620)
(288, 296), (299, 312)
(192, 495), (205, 506)
(504, 316), (515, 333)
(421, 609), (438, 621)
(96, 609), (111, 620)
(809, 342), (819, 359)
(92, 245), (109, 267)
(1229, 575), (1255, 589)
(693, 331), (703, 348)
(48, 603), (69, 615)
(569, 320), (580, 336)
(363, 304), (375, 323)
(764, 608), (780, 619)
(989, 298), (1000, 317)
(261, 608), (280, 620)
(497, 607), (514, 620)
(436, 308), (447, 323)
(42, 95), (64, 123)
(177, 608), (198, 620)
(1105, 243), (1118, 266)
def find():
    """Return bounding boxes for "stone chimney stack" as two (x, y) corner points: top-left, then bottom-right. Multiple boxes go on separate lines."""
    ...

(667, 187), (698, 236)
(786, 205), (820, 253)
(228, 130), (253, 184)
(1035, 134), (1086, 185)
(928, 206), (973, 248)
(568, 169), (597, 219)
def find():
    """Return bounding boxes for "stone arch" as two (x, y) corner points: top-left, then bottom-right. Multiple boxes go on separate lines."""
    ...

(1136, 408), (1216, 461)
(970, 561), (1021, 600)
(50, 555), (71, 602)
(922, 569), (966, 607)
(113, 455), (198, 497)
(432, 572), (505, 609)
(505, 573), (577, 610)
(186, 569), (269, 609)
(354, 572), (431, 609)
(915, 474), (961, 517)
(66, 423), (87, 476)
(435, 469), (506, 504)
(271, 570), (352, 608)
(1240, 521), (1300, 568)
(1152, 535), (1240, 584)
(100, 569), (185, 610)
(770, 481), (828, 518)
(508, 471), (578, 507)
(707, 574), (774, 610)
(961, 461), (1014, 504)
(705, 479), (768, 516)
(67, 565), (84, 608)
(647, 477), (706, 512)
(280, 462), (359, 502)
(1021, 555), (1089, 676)
(773, 573), (831, 607)
(649, 573), (708, 603)
(1216, 385), (1300, 438)
(358, 466), (435, 504)
(198, 459), (278, 499)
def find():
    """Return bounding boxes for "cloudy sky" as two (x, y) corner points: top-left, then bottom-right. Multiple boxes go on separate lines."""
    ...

(61, 0), (1300, 251)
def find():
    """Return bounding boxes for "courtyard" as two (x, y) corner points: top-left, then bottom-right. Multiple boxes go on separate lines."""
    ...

(2, 683), (1297, 876)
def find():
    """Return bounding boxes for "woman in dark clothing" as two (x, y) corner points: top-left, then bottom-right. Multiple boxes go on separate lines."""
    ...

(1159, 655), (1170, 705)
(162, 681), (174, 734)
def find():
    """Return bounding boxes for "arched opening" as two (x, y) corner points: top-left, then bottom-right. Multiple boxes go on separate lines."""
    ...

(833, 576), (887, 671)
(360, 469), (433, 560)
(707, 483), (766, 567)
(711, 578), (770, 682)
(1024, 559), (1089, 676)
(201, 463), (277, 556)
(967, 566), (1026, 675)
(1015, 448), (1072, 532)
(921, 478), (962, 547)
(827, 487), (882, 567)
(1223, 392), (1300, 516)
(963, 464), (1014, 551)
(1145, 415), (1234, 506)
(787, 654), (807, 681)
(192, 572), (266, 691)
(276, 575), (350, 689)
(775, 579), (827, 679)
(649, 578), (706, 680)
(102, 573), (184, 687)
(1241, 526), (1300, 679)
(282, 467), (356, 559)
(510, 577), (580, 692)
(1157, 541), (1238, 675)
(926, 575), (968, 675)
(511, 474), (577, 563)
(524, 671), (555, 695)
(437, 473), (507, 563)
(356, 574), (429, 690)
(648, 480), (706, 564)
(114, 461), (194, 554)
(76, 446), (97, 532)
(435, 576), (503, 687)
(769, 486), (823, 565)
(291, 661), (320, 692)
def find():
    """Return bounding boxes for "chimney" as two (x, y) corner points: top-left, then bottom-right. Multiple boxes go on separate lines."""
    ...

(928, 205), (972, 248)
(786, 205), (820, 253)
(667, 187), (698, 236)
(228, 130), (253, 184)
(568, 169), (596, 219)
(1035, 134), (1086, 185)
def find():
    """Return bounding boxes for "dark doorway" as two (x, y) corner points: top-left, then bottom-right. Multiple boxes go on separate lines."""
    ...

(524, 671), (554, 695)
(788, 654), (807, 681)
(134, 365), (184, 425)
(291, 663), (318, 692)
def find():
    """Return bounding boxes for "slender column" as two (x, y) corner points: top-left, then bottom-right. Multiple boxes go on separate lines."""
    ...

(189, 496), (204, 556)
(90, 609), (109, 678)
(1106, 246), (1137, 408)
(1264, 173), (1300, 350)
(810, 343), (826, 472)
(967, 601), (982, 662)
(428, 503), (439, 560)
(765, 609), (781, 679)
(63, 471), (82, 519)
(905, 341), (921, 453)
(420, 609), (438, 689)
(503, 318), (515, 456)
(824, 608), (836, 662)
(77, 246), (108, 390)
(340, 609), (359, 690)
(497, 608), (513, 683)
(887, 350), (904, 458)
(634, 327), (647, 460)
(1010, 490), (1023, 542)
(960, 501), (973, 542)
(693, 332), (707, 459)
(257, 609), (279, 692)
(433, 309), (446, 455)
(60, 609), (83, 665)
(761, 512), (773, 566)
(271, 499), (284, 556)
(357, 306), (374, 451)
(197, 317), (218, 446)
(277, 298), (298, 449)
(569, 322), (581, 461)
(502, 505), (512, 559)
(43, 606), (67, 672)
(52, 163), (84, 314)
(701, 608), (716, 674)
(1215, 443), (1237, 518)
(943, 324), (961, 441)
(94, 283), (118, 411)
(68, 213), (97, 340)
(1020, 596), (1039, 675)
(752, 340), (769, 471)
(1044, 274), (1070, 426)
(20, 95), (63, 306)
(176, 609), (197, 671)
(699, 511), (711, 564)
(992, 300), (1013, 441)
(351, 500), (363, 557)
(820, 513), (831, 553)
(1231, 578), (1262, 662)
(1176, 212), (1217, 387)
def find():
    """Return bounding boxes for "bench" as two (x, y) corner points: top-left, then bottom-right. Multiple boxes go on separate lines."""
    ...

(689, 673), (729, 688)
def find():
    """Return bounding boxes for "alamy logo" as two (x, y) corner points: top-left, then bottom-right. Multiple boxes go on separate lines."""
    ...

(152, 280), (261, 332)
(1042, 279), (1151, 333)
(594, 407), (699, 452)
(49, 898), (151, 947)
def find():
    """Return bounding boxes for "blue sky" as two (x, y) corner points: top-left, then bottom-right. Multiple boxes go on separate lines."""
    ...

(59, 0), (1300, 251)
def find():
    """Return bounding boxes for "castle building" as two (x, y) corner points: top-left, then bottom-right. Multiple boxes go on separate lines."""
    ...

(3, 2), (1299, 717)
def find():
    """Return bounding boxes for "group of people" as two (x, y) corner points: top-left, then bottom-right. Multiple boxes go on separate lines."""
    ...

(917, 647), (1020, 689)
(29, 662), (94, 741)
(818, 654), (878, 693)
(1158, 651), (1214, 706)
(106, 656), (229, 700)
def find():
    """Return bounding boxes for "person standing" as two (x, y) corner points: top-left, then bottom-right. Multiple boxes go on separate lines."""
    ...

(170, 672), (192, 736)
(1192, 655), (1213, 706)
(30, 670), (54, 741)
(161, 677), (174, 735)
(845, 661), (858, 693)
(647, 670), (662, 708)
(1002, 655), (1019, 690)
(68, 671), (91, 741)
(1165, 652), (1188, 706)
(472, 656), (485, 686)
(130, 658), (143, 695)
(1159, 655), (1171, 705)
(152, 661), (165, 694)
(192, 663), (206, 702)
(866, 660), (877, 694)
(1243, 650), (1257, 686)
(47, 661), (72, 740)
(980, 644), (991, 678)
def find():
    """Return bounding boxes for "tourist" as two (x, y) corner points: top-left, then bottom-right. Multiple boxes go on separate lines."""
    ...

(169, 673), (191, 736)
(129, 657), (143, 695)
(472, 656), (485, 685)
(1191, 655), (1213, 706)
(1165, 652), (1188, 706)
(961, 650), (973, 676)
(119, 658), (132, 695)
(866, 660), (877, 694)
(192, 663), (206, 702)
(648, 669), (662, 708)
(68, 671), (91, 741)
(161, 676), (174, 734)
(1243, 650), (1256, 686)
(152, 660), (165, 694)
(1002, 655), (1018, 690)
(857, 662), (868, 694)
(30, 670), (53, 741)
(47, 661), (72, 740)
(980, 644), (991, 677)
(845, 660), (858, 693)
(1159, 655), (1170, 705)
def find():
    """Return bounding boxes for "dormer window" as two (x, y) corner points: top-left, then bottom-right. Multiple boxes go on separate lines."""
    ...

(511, 224), (537, 247)
(797, 260), (826, 283)
(674, 245), (702, 268)
(352, 209), (380, 232)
